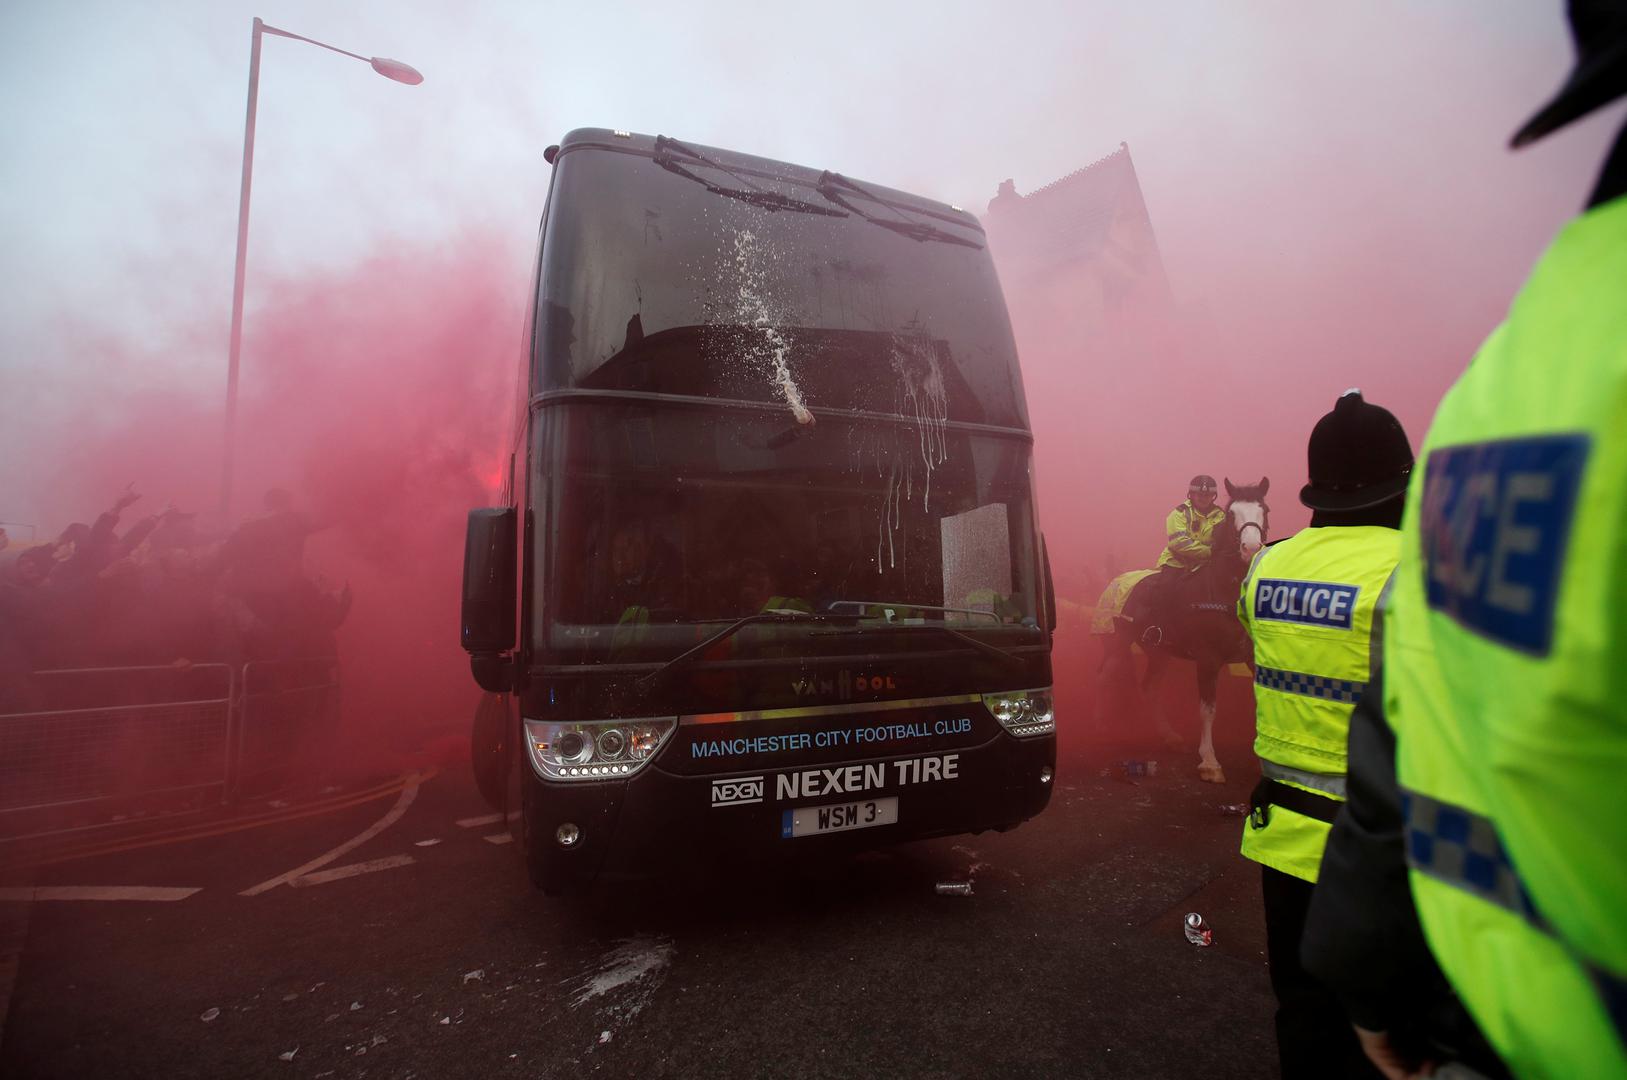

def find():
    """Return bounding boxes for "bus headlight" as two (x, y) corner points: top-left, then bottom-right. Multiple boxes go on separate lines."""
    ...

(596, 728), (627, 760)
(524, 718), (675, 781)
(982, 688), (1055, 738)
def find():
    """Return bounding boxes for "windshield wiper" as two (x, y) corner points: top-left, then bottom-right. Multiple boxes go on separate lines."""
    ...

(883, 623), (1028, 669)
(654, 136), (847, 218)
(826, 600), (1000, 623)
(638, 602), (1026, 688)
(814, 172), (983, 249)
(637, 610), (860, 688)
(822, 600), (1028, 669)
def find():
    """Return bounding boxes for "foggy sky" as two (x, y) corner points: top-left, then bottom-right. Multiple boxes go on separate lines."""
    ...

(2, 0), (1623, 532)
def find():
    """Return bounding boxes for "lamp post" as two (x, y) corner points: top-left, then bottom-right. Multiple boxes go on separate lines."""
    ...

(219, 17), (422, 521)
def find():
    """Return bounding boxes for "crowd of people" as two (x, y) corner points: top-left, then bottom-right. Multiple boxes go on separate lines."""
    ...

(0, 486), (351, 711)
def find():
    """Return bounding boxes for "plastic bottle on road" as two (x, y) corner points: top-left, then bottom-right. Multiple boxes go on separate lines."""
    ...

(1184, 912), (1213, 947)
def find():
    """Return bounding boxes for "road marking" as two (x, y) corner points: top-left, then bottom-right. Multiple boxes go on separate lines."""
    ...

(288, 855), (415, 888)
(4, 771), (434, 873)
(241, 774), (422, 896)
(0, 886), (201, 902)
(483, 833), (513, 845)
(456, 813), (503, 829)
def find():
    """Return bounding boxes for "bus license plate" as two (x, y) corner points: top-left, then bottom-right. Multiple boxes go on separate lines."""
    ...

(782, 797), (899, 838)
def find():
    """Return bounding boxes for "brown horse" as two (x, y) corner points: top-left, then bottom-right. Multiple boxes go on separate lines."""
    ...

(1093, 478), (1270, 782)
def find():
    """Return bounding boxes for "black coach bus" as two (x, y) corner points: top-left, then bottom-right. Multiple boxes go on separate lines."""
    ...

(461, 129), (1056, 894)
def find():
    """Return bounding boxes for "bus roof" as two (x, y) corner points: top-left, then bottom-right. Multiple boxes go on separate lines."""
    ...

(551, 128), (985, 237)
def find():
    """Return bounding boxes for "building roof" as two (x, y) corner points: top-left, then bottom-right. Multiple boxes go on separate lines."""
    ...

(986, 143), (1163, 281)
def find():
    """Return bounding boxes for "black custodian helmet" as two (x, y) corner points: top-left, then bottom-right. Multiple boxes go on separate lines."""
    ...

(1299, 390), (1414, 512)
(1188, 475), (1218, 493)
(1512, 0), (1627, 147)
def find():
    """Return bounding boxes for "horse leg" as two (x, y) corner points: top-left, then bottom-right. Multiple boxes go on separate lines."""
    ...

(1093, 634), (1116, 729)
(1195, 660), (1226, 784)
(1094, 628), (1133, 732)
(1142, 650), (1183, 750)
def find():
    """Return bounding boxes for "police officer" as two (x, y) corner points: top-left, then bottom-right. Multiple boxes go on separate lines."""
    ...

(1237, 391), (1411, 1079)
(1158, 475), (1226, 572)
(1133, 475), (1227, 635)
(1303, 5), (1627, 1077)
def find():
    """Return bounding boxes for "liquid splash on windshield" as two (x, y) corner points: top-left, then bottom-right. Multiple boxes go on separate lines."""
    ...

(715, 218), (955, 577)
(729, 229), (815, 425)
(868, 330), (952, 570)
(892, 330), (950, 510)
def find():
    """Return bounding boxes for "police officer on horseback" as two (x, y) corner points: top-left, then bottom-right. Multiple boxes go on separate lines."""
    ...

(1129, 475), (1228, 640)
(1158, 475), (1226, 573)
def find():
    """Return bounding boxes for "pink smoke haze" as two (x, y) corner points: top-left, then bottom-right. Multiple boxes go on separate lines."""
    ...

(19, 240), (519, 771)
(3, 2), (1618, 772)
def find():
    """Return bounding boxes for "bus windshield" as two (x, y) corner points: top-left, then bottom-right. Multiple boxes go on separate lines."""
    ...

(535, 139), (1028, 430)
(535, 402), (1041, 665)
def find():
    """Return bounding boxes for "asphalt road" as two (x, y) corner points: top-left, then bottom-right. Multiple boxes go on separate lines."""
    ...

(0, 739), (1279, 1079)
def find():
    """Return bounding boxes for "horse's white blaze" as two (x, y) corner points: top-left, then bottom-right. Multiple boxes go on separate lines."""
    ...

(1231, 499), (1268, 559)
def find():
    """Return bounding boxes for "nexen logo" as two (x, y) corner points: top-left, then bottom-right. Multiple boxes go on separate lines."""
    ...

(711, 776), (765, 807)
(1256, 578), (1359, 630)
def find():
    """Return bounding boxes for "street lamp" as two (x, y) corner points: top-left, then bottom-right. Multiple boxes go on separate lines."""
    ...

(219, 17), (422, 521)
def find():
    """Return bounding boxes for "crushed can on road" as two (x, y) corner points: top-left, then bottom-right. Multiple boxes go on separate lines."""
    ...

(935, 881), (974, 897)
(1184, 912), (1213, 946)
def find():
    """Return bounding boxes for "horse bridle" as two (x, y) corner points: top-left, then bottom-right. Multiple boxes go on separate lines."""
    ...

(1231, 500), (1268, 550)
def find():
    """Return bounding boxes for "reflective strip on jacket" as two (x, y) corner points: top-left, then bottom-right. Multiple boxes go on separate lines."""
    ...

(1388, 194), (1627, 1078)
(1237, 527), (1399, 882)
(1157, 501), (1226, 570)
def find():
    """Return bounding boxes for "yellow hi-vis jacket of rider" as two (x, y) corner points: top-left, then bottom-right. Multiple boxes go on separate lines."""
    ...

(1237, 527), (1400, 882)
(1157, 500), (1227, 571)
(1385, 195), (1627, 1078)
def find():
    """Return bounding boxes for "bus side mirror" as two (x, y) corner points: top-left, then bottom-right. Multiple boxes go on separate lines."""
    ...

(462, 507), (517, 692)
(1042, 534), (1057, 635)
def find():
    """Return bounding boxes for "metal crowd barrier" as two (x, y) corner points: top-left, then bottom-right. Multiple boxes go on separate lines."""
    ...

(232, 657), (341, 798)
(0, 657), (339, 841)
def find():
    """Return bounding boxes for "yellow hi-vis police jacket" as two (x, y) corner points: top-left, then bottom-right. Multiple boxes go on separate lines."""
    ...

(1237, 527), (1400, 882)
(1157, 501), (1226, 571)
(1386, 193), (1627, 1077)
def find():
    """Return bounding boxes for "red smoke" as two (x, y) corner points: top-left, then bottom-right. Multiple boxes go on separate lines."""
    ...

(983, 141), (1550, 763)
(29, 235), (521, 771)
